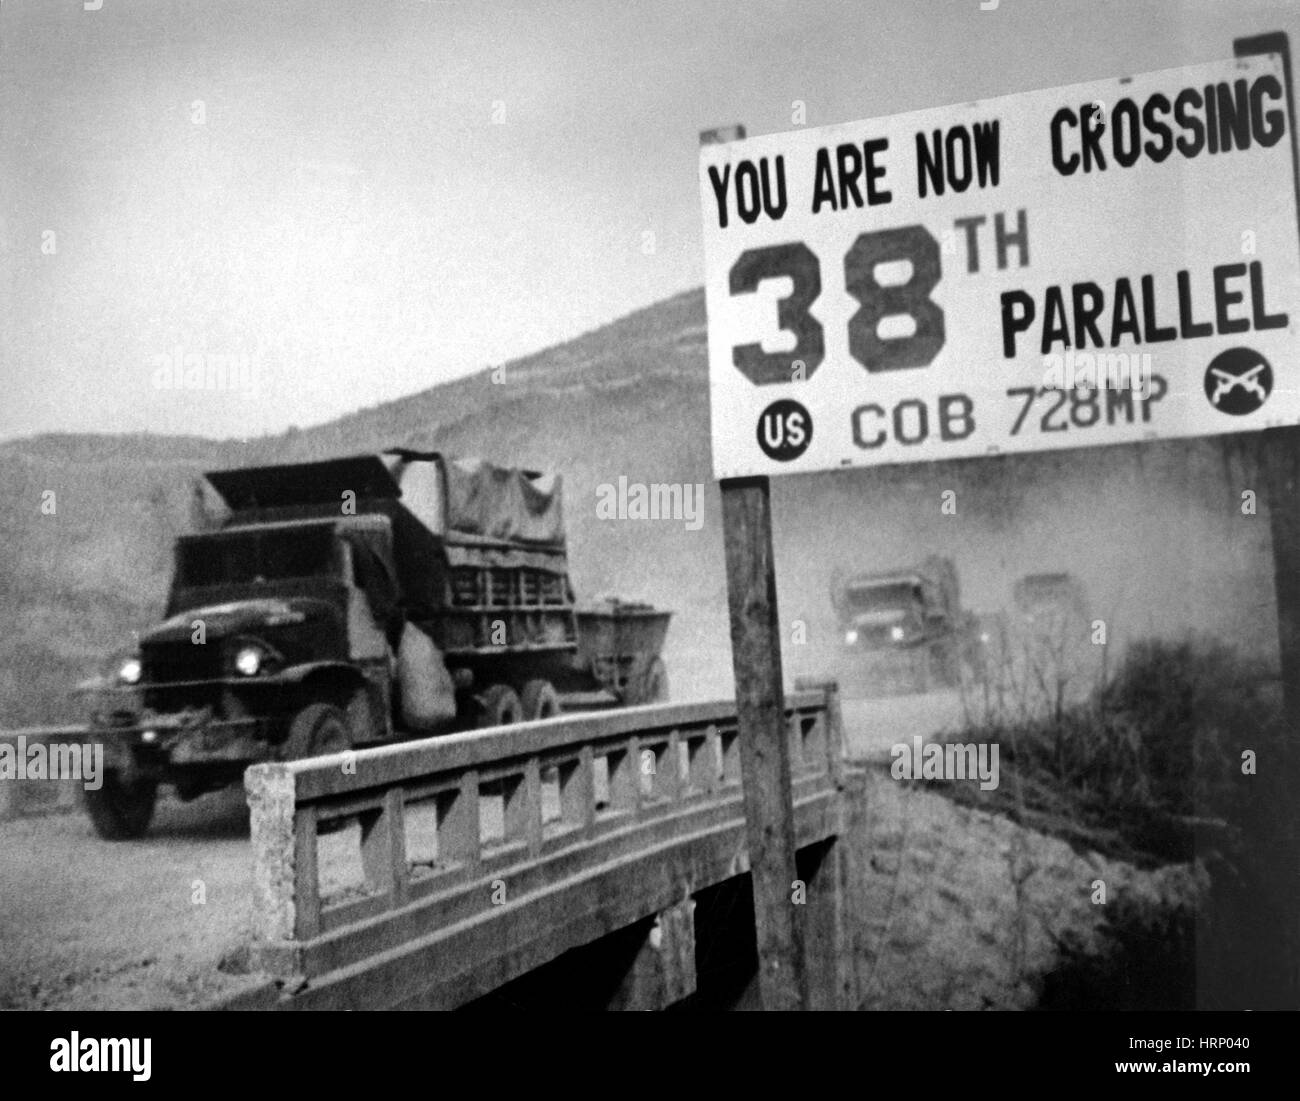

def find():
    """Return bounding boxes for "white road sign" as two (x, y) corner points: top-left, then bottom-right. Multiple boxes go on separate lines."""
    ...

(699, 55), (1300, 479)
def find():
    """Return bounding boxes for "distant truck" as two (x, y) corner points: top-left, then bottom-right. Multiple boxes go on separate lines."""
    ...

(79, 449), (670, 839)
(831, 556), (972, 693)
(1012, 572), (1089, 641)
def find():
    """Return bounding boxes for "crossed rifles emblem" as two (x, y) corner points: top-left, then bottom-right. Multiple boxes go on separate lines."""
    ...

(1209, 363), (1267, 407)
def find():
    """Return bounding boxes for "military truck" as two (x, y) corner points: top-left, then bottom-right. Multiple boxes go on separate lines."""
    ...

(831, 556), (971, 694)
(1012, 572), (1088, 641)
(79, 449), (670, 839)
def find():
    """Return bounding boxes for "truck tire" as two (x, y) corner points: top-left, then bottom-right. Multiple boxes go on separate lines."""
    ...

(282, 703), (351, 761)
(83, 771), (158, 841)
(631, 657), (668, 705)
(520, 679), (560, 722)
(479, 684), (522, 728)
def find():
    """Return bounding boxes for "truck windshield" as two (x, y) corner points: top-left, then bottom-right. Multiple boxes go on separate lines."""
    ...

(176, 526), (339, 588)
(846, 582), (919, 610)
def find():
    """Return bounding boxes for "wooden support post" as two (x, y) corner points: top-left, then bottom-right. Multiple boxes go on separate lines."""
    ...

(1261, 424), (1300, 737)
(720, 475), (810, 1010)
(1236, 31), (1300, 1010)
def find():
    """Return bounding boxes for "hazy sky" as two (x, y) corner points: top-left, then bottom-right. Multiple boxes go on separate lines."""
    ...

(2, 0), (1297, 442)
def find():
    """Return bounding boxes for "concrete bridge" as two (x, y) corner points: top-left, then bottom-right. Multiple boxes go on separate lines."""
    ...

(221, 685), (865, 1010)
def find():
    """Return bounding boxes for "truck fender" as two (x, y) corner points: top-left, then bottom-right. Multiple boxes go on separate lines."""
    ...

(396, 623), (457, 731)
(275, 660), (368, 687)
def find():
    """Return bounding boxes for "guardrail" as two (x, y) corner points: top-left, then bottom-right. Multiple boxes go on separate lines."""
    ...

(239, 684), (855, 1009)
(0, 726), (91, 821)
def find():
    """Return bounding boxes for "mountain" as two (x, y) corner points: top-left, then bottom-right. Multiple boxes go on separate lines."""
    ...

(0, 285), (1280, 726)
(0, 288), (728, 723)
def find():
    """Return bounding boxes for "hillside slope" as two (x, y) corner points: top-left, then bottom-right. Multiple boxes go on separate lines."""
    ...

(0, 288), (727, 722)
(0, 283), (1281, 725)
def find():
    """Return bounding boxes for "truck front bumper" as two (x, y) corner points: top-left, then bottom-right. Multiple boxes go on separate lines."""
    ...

(91, 709), (275, 776)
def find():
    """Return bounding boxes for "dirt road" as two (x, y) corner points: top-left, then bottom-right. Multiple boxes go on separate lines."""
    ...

(840, 688), (966, 760)
(0, 783), (547, 1010)
(1, 690), (1186, 1010)
(0, 788), (261, 1010)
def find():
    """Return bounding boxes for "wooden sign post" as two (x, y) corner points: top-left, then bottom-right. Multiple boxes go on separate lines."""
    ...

(1235, 30), (1300, 1009)
(720, 475), (810, 1010)
(703, 124), (811, 1011)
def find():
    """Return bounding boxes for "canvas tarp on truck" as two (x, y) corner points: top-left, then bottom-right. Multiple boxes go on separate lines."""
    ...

(443, 457), (563, 548)
(378, 451), (564, 548)
(207, 451), (565, 548)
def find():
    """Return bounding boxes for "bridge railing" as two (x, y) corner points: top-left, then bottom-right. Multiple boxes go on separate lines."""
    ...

(245, 685), (845, 988)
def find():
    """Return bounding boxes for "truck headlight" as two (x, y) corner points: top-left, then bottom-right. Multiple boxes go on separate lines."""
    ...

(234, 646), (264, 677)
(889, 625), (906, 642)
(118, 657), (142, 685)
(845, 630), (858, 644)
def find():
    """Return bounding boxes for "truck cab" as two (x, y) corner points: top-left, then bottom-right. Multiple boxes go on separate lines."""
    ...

(86, 513), (403, 837)
(832, 556), (965, 694)
(839, 576), (935, 650)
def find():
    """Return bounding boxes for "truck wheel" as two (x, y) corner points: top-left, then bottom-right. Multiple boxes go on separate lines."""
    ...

(520, 679), (561, 722)
(632, 658), (668, 705)
(479, 684), (522, 728)
(282, 703), (351, 761)
(83, 771), (158, 840)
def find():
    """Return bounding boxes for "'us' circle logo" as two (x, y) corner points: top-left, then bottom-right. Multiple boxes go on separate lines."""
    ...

(1205, 348), (1272, 416)
(757, 399), (813, 462)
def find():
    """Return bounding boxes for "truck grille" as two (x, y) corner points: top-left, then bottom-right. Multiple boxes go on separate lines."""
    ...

(141, 643), (222, 684)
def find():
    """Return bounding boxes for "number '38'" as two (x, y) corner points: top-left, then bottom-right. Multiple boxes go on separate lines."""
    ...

(728, 226), (945, 385)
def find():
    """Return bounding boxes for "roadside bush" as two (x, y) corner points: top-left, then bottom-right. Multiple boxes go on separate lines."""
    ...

(947, 636), (1286, 863)
(941, 636), (1296, 1008)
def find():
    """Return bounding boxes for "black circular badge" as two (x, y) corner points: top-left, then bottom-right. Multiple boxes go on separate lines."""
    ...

(1204, 348), (1273, 416)
(756, 399), (813, 462)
